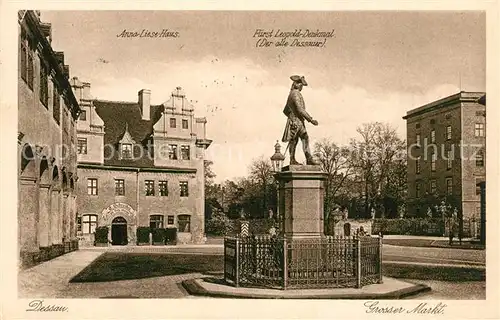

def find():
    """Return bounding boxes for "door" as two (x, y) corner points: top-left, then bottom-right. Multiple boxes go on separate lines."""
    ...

(111, 216), (128, 245)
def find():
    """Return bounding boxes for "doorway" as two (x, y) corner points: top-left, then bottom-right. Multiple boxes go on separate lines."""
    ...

(111, 216), (128, 245)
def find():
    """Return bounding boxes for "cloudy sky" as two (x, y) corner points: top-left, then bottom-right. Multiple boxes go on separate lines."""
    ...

(41, 11), (485, 182)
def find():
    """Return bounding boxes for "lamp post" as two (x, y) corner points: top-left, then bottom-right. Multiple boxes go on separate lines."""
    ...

(270, 141), (285, 231)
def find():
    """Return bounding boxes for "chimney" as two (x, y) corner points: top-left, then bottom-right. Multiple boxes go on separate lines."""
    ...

(63, 65), (70, 79)
(138, 89), (151, 121)
(54, 52), (65, 67)
(39, 22), (52, 43)
(82, 82), (92, 100)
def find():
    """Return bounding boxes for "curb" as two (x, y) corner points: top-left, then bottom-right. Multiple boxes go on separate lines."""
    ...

(181, 278), (431, 300)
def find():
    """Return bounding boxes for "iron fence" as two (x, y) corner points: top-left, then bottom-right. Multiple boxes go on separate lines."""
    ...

(224, 234), (382, 290)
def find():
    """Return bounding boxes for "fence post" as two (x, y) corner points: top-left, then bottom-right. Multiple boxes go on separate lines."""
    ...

(356, 236), (361, 288)
(378, 232), (383, 284)
(282, 237), (288, 290)
(235, 236), (240, 287)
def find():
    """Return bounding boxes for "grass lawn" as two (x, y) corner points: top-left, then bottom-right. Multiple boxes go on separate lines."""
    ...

(70, 252), (223, 283)
(382, 263), (485, 282)
(70, 252), (485, 284)
(383, 238), (485, 250)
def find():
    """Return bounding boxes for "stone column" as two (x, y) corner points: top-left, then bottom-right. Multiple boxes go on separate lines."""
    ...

(276, 165), (327, 240)
(38, 184), (51, 247)
(62, 193), (69, 240)
(50, 190), (60, 244)
(69, 195), (76, 240)
(19, 177), (39, 254)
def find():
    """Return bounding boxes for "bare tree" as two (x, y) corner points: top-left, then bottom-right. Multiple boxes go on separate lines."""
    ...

(314, 138), (354, 219)
(350, 122), (406, 218)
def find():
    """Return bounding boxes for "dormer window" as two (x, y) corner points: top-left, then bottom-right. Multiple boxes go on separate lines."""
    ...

(121, 143), (132, 159)
(118, 123), (136, 160)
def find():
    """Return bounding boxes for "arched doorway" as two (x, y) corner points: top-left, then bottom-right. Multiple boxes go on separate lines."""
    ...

(111, 217), (128, 245)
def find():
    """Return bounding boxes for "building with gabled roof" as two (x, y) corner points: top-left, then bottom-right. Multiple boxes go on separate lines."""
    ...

(72, 79), (212, 246)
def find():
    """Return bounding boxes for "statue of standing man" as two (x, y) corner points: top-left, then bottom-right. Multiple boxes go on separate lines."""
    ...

(281, 75), (319, 165)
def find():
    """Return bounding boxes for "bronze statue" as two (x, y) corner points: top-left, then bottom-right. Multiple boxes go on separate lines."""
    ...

(281, 75), (318, 165)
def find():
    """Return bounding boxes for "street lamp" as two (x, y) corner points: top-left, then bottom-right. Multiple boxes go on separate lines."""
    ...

(270, 141), (285, 230)
(270, 140), (285, 173)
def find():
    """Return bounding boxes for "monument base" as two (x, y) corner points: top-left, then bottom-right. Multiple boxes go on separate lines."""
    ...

(182, 276), (431, 299)
(276, 165), (327, 240)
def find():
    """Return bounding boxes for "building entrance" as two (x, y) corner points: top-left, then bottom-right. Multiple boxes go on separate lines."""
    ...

(111, 216), (128, 245)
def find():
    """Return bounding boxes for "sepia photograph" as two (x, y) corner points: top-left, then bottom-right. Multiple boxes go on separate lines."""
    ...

(1, 4), (499, 320)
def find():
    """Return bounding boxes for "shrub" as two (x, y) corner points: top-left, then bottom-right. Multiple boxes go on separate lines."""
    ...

(94, 226), (109, 244)
(151, 228), (166, 244)
(136, 226), (151, 244)
(205, 212), (233, 236)
(165, 228), (177, 244)
(372, 218), (444, 236)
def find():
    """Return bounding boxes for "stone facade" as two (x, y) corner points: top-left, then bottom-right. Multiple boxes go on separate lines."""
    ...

(18, 11), (81, 268)
(72, 82), (211, 246)
(403, 92), (486, 231)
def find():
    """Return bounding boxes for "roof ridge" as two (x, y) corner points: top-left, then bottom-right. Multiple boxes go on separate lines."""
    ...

(94, 99), (163, 107)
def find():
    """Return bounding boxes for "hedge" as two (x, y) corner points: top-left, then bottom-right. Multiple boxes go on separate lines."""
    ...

(136, 226), (151, 244)
(371, 218), (444, 236)
(95, 226), (109, 244)
(165, 227), (177, 245)
(151, 228), (166, 244)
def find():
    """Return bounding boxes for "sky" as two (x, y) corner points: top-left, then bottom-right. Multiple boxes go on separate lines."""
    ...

(41, 11), (486, 182)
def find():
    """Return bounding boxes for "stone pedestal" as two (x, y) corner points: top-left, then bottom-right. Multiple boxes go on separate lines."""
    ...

(276, 165), (327, 240)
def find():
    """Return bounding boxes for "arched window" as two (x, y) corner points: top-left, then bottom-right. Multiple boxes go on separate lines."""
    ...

(177, 215), (191, 232)
(82, 214), (98, 234)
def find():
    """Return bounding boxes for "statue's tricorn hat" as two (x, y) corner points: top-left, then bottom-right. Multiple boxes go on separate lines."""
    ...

(290, 75), (308, 86)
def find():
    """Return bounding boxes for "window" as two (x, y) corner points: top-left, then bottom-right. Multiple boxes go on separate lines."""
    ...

(182, 119), (189, 129)
(430, 130), (436, 143)
(430, 180), (437, 195)
(415, 123), (420, 129)
(159, 180), (168, 196)
(168, 144), (178, 160)
(149, 215), (164, 229)
(447, 150), (452, 170)
(446, 126), (452, 140)
(82, 214), (98, 234)
(431, 153), (436, 172)
(52, 83), (60, 124)
(20, 28), (34, 90)
(476, 149), (484, 167)
(416, 157), (421, 174)
(475, 177), (485, 195)
(181, 145), (190, 160)
(79, 110), (87, 121)
(27, 49), (34, 89)
(20, 30), (27, 82)
(115, 179), (125, 196)
(77, 138), (87, 154)
(180, 181), (189, 197)
(446, 178), (453, 195)
(170, 118), (177, 128)
(145, 180), (155, 196)
(474, 123), (485, 137)
(416, 133), (420, 146)
(167, 215), (174, 225)
(39, 63), (49, 107)
(415, 182), (421, 198)
(87, 178), (98, 195)
(121, 143), (132, 159)
(178, 215), (191, 232)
